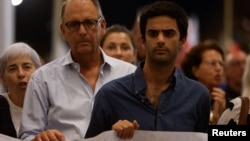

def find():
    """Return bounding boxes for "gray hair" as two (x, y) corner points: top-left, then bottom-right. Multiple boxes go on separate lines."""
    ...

(0, 42), (41, 77)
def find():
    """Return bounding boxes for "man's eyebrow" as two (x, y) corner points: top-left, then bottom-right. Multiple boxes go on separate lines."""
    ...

(148, 29), (175, 31)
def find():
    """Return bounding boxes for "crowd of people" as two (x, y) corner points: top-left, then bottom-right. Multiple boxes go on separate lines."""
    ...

(0, 0), (249, 141)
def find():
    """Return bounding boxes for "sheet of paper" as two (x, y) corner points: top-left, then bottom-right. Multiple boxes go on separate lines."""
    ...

(1, 131), (208, 141)
(0, 134), (22, 141)
(83, 130), (208, 141)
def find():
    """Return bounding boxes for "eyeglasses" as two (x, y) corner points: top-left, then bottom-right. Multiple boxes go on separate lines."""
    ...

(203, 60), (225, 68)
(228, 60), (246, 67)
(63, 17), (102, 32)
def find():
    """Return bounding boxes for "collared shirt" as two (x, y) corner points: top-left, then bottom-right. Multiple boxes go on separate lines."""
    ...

(85, 62), (211, 138)
(18, 49), (136, 141)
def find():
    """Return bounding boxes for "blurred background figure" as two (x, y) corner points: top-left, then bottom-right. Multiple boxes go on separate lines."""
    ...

(217, 54), (250, 125)
(0, 83), (5, 93)
(181, 39), (226, 125)
(131, 9), (146, 65)
(0, 42), (41, 138)
(220, 42), (248, 103)
(101, 24), (137, 64)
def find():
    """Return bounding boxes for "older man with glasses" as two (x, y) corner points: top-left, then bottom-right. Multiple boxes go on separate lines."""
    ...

(18, 0), (136, 141)
(221, 43), (248, 104)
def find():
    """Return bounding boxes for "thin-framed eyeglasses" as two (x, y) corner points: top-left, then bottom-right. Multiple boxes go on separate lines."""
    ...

(203, 60), (225, 68)
(228, 60), (246, 67)
(63, 17), (102, 32)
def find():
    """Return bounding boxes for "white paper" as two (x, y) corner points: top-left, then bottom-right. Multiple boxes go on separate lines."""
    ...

(83, 130), (208, 141)
(0, 134), (22, 141)
(1, 131), (208, 141)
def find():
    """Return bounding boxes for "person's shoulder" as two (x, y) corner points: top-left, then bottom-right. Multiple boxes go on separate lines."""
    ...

(0, 93), (9, 107)
(29, 56), (68, 82)
(177, 71), (209, 92)
(34, 56), (66, 72)
(101, 69), (134, 88)
(0, 93), (8, 99)
(176, 70), (197, 83)
(105, 56), (137, 71)
(43, 56), (66, 67)
(106, 71), (134, 85)
(96, 73), (134, 99)
(108, 56), (136, 66)
(0, 93), (6, 99)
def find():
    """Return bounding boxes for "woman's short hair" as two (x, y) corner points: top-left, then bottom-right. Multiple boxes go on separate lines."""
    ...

(0, 42), (41, 77)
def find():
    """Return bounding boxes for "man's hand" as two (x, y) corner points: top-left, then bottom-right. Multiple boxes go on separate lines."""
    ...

(112, 120), (139, 139)
(32, 129), (66, 141)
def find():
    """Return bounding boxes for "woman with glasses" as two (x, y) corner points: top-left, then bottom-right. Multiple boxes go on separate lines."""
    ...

(181, 39), (227, 125)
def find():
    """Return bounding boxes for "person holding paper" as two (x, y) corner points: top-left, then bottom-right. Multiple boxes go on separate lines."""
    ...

(18, 0), (136, 141)
(85, 1), (210, 139)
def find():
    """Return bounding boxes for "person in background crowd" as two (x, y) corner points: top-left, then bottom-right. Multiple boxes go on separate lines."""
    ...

(18, 0), (136, 141)
(85, 1), (210, 139)
(0, 82), (6, 93)
(0, 42), (41, 138)
(100, 24), (137, 64)
(131, 9), (146, 65)
(220, 42), (248, 103)
(181, 39), (226, 125)
(217, 54), (250, 125)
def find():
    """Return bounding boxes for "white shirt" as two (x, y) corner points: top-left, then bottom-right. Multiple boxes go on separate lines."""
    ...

(1, 93), (22, 134)
(19, 49), (136, 141)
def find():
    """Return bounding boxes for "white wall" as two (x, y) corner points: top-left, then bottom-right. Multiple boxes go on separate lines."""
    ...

(0, 1), (14, 93)
(50, 0), (69, 61)
(0, 0), (14, 53)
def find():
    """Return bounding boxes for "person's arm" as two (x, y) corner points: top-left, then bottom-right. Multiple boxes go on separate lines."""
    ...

(196, 89), (211, 132)
(18, 76), (66, 141)
(85, 89), (113, 138)
(85, 87), (139, 139)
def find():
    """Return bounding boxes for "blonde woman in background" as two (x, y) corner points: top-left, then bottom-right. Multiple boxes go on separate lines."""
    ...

(100, 24), (137, 64)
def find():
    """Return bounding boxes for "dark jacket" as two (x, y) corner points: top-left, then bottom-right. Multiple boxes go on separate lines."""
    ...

(0, 95), (17, 138)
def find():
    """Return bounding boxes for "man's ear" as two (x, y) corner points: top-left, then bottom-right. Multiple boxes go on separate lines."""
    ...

(60, 23), (67, 41)
(100, 18), (106, 35)
(179, 37), (187, 50)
